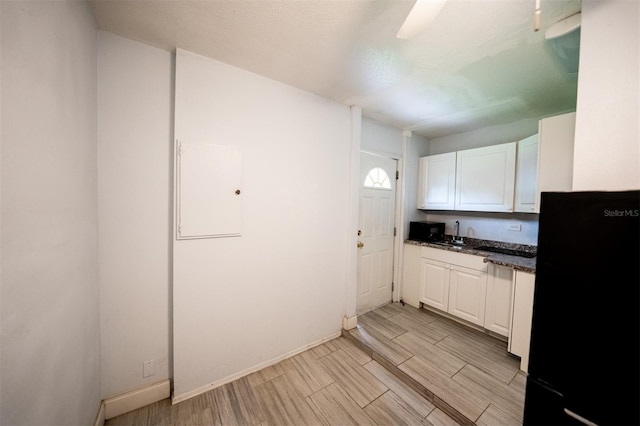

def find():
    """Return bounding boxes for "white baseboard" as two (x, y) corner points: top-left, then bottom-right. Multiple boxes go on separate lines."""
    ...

(172, 331), (342, 404)
(104, 379), (171, 419)
(342, 315), (358, 330)
(93, 401), (105, 426)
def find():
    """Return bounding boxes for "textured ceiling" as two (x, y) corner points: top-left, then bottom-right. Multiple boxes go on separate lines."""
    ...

(89, 0), (582, 139)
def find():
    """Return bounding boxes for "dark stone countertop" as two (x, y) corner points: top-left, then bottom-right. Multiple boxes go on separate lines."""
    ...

(405, 237), (537, 273)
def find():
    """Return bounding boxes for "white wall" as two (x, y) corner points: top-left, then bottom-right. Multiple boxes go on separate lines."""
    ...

(573, 0), (640, 190)
(361, 117), (403, 158)
(403, 133), (431, 239)
(173, 49), (351, 400)
(97, 32), (172, 399)
(0, 1), (102, 424)
(429, 118), (540, 155)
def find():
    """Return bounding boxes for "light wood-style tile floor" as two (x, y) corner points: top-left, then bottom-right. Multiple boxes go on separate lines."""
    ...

(344, 302), (526, 426)
(106, 327), (460, 425)
(106, 302), (525, 426)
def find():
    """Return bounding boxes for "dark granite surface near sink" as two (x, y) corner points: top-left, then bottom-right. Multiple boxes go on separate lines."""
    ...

(405, 236), (537, 273)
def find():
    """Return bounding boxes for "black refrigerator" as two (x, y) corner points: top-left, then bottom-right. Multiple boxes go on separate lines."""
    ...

(524, 190), (640, 426)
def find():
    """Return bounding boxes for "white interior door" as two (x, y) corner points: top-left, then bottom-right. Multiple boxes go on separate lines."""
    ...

(357, 152), (397, 314)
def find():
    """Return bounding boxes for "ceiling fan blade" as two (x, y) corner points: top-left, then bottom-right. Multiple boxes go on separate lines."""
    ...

(396, 0), (448, 40)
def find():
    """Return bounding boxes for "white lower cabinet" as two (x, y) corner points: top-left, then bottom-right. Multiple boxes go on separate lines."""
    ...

(484, 264), (514, 337)
(448, 265), (488, 326)
(402, 244), (536, 372)
(509, 270), (536, 372)
(419, 258), (450, 312)
(418, 247), (488, 327)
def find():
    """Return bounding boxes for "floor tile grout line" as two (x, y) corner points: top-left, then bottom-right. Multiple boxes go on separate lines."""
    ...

(306, 377), (379, 425)
(362, 387), (439, 425)
(474, 402), (492, 424)
(436, 339), (521, 386)
(366, 371), (444, 424)
(392, 328), (473, 381)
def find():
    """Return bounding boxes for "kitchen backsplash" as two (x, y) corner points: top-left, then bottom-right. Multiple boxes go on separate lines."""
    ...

(424, 211), (539, 246)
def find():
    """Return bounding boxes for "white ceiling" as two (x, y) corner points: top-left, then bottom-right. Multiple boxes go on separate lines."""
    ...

(89, 0), (582, 139)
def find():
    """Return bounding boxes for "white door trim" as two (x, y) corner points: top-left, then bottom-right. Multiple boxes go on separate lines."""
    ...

(393, 155), (405, 303)
(344, 106), (362, 329)
(396, 131), (412, 305)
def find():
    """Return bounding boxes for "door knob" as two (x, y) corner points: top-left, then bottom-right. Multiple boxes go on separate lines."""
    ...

(357, 241), (364, 249)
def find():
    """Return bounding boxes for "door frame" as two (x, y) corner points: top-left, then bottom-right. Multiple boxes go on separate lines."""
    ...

(358, 149), (404, 311)
(343, 108), (409, 330)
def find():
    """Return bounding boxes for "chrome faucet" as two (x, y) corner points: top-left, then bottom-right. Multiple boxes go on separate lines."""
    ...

(453, 221), (464, 245)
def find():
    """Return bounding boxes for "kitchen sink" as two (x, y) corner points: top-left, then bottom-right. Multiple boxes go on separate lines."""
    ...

(474, 245), (536, 258)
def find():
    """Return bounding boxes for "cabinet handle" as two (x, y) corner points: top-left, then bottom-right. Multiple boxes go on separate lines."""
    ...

(235, 189), (241, 195)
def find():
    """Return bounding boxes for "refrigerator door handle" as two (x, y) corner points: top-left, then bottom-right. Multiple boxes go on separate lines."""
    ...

(564, 408), (598, 426)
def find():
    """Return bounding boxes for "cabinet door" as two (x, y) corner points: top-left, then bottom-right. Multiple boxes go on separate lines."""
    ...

(401, 244), (422, 309)
(417, 152), (456, 210)
(514, 134), (539, 213)
(419, 258), (450, 312)
(448, 265), (487, 326)
(484, 264), (514, 336)
(536, 112), (576, 212)
(509, 271), (536, 372)
(455, 142), (516, 212)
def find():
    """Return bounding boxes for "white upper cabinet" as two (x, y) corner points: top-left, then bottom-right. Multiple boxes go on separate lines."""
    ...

(514, 134), (539, 213)
(416, 113), (574, 214)
(417, 152), (456, 210)
(535, 112), (576, 213)
(454, 142), (517, 212)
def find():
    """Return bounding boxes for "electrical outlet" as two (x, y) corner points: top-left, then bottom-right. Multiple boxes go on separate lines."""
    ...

(143, 360), (156, 378)
(508, 223), (522, 231)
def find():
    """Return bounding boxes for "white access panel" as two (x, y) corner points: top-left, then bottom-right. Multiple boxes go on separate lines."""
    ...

(176, 141), (242, 239)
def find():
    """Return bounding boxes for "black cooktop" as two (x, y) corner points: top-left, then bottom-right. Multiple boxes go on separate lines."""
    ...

(475, 245), (537, 258)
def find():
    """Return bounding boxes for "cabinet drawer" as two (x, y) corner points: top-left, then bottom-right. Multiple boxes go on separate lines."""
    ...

(421, 247), (488, 272)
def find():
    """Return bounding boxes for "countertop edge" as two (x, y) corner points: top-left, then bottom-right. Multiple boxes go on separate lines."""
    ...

(405, 239), (537, 273)
(483, 256), (536, 274)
